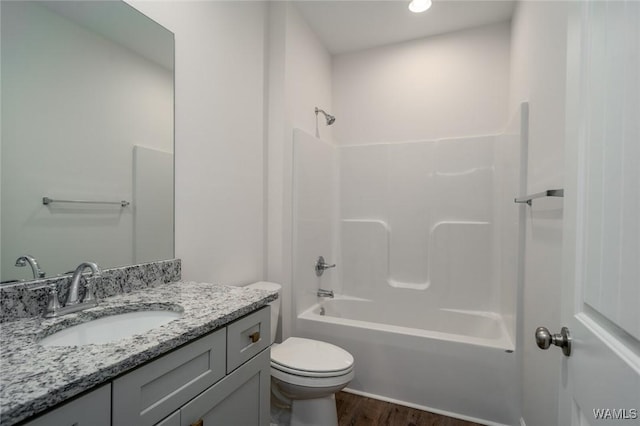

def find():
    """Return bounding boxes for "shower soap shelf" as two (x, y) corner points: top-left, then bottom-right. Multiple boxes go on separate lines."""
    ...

(514, 189), (564, 206)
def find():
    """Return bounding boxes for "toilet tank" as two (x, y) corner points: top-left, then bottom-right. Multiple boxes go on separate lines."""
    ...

(245, 281), (281, 344)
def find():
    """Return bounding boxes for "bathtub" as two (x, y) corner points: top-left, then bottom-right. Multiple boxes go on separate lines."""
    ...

(297, 297), (519, 426)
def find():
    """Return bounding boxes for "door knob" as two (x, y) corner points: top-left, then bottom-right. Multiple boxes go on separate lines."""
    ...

(535, 326), (571, 356)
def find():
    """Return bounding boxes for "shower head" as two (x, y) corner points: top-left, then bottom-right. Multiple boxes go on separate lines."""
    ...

(315, 107), (336, 126)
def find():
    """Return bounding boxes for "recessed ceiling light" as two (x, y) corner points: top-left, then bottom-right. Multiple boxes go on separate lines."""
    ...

(409, 0), (432, 13)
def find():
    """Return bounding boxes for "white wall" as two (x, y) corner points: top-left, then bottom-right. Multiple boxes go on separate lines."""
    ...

(1, 2), (172, 281)
(509, 2), (569, 426)
(332, 21), (511, 145)
(266, 3), (333, 340)
(291, 129), (337, 318)
(287, 5), (334, 144)
(129, 1), (267, 285)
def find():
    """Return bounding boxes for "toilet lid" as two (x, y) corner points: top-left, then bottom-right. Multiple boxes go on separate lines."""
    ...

(271, 337), (354, 373)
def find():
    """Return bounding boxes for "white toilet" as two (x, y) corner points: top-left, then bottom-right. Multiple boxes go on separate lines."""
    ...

(246, 282), (354, 426)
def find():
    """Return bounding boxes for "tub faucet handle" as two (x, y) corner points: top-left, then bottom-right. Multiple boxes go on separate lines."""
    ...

(315, 256), (336, 277)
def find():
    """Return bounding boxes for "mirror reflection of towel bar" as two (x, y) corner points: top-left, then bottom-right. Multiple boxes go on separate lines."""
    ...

(42, 197), (130, 207)
(514, 189), (564, 206)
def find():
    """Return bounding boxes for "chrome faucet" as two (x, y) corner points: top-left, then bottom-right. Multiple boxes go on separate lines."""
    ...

(15, 255), (45, 279)
(67, 262), (101, 305)
(317, 289), (334, 298)
(44, 262), (101, 318)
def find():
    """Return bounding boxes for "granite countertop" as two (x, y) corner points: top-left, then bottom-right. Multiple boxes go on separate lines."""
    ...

(0, 281), (277, 425)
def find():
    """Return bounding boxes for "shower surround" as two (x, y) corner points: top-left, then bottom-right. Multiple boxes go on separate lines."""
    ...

(291, 106), (524, 425)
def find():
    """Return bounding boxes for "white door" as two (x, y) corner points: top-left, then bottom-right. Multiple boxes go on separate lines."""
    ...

(559, 1), (640, 425)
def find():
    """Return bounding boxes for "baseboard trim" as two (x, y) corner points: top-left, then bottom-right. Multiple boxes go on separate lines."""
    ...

(341, 388), (512, 426)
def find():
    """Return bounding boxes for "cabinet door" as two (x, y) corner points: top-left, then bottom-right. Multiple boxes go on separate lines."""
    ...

(24, 384), (110, 426)
(113, 329), (226, 426)
(180, 348), (270, 426)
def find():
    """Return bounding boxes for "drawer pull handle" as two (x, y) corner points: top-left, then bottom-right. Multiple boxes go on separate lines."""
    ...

(249, 331), (260, 343)
(191, 419), (203, 426)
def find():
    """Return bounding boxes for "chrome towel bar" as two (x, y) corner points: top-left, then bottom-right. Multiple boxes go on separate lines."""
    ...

(514, 189), (564, 206)
(43, 197), (130, 207)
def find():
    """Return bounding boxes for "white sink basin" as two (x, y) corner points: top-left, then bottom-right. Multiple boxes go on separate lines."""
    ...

(39, 310), (183, 347)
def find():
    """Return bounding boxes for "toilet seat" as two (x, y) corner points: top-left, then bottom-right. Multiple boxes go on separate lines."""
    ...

(271, 337), (354, 373)
(271, 361), (353, 378)
(270, 337), (355, 387)
(271, 364), (355, 388)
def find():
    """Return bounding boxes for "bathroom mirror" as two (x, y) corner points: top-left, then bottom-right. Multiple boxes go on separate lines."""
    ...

(0, 1), (175, 283)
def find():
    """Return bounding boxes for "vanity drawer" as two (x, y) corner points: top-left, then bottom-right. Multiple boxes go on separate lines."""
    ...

(112, 329), (226, 426)
(226, 307), (270, 373)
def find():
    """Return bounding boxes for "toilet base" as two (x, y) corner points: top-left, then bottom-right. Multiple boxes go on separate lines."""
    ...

(290, 394), (338, 426)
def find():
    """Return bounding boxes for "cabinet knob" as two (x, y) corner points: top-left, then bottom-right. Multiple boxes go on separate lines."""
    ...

(249, 331), (260, 343)
(191, 419), (203, 426)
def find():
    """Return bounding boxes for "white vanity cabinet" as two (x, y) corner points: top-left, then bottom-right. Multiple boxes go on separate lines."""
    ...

(23, 307), (270, 426)
(24, 384), (111, 426)
(113, 306), (271, 426)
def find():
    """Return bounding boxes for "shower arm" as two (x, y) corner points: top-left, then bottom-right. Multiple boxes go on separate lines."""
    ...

(315, 107), (335, 125)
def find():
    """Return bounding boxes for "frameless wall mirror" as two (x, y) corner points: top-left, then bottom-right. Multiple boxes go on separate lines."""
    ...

(1, 1), (175, 283)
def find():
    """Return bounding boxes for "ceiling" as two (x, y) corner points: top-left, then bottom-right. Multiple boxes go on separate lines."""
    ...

(294, 0), (516, 55)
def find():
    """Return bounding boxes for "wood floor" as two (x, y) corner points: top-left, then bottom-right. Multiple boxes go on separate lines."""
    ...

(335, 392), (485, 426)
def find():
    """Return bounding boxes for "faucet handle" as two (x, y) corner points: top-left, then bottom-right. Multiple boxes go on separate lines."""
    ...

(82, 276), (100, 304)
(45, 283), (63, 317)
(315, 256), (337, 277)
(83, 281), (96, 304)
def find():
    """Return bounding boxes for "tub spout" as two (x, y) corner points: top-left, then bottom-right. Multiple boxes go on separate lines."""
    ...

(317, 289), (334, 298)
